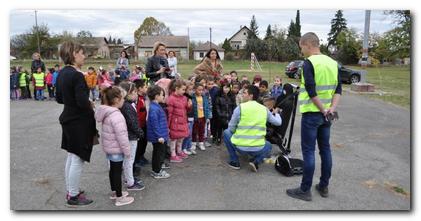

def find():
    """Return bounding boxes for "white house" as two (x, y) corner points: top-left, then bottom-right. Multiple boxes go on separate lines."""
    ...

(192, 41), (225, 61)
(137, 36), (189, 60)
(228, 26), (250, 50)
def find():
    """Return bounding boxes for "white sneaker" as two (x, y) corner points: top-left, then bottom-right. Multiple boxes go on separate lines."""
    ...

(110, 191), (129, 200)
(191, 149), (197, 155)
(205, 141), (212, 147)
(199, 142), (206, 151)
(191, 142), (197, 150)
(115, 196), (134, 206)
(150, 169), (171, 179)
(183, 149), (192, 155)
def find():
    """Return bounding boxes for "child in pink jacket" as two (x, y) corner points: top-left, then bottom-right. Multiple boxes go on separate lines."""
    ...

(95, 86), (134, 207)
(167, 79), (192, 163)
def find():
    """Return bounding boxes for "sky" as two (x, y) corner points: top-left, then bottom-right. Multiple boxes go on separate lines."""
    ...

(9, 9), (397, 45)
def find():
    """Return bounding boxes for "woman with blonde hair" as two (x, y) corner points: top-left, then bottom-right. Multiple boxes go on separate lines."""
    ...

(145, 41), (171, 84)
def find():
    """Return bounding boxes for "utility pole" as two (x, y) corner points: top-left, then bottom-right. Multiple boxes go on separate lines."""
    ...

(362, 10), (371, 68)
(209, 27), (212, 49)
(187, 27), (190, 60)
(35, 10), (41, 55)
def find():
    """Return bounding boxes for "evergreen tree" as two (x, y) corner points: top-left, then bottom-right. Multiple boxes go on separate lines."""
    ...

(222, 38), (232, 51)
(295, 10), (301, 38)
(248, 15), (259, 39)
(264, 24), (273, 40)
(327, 10), (348, 47)
(287, 20), (296, 38)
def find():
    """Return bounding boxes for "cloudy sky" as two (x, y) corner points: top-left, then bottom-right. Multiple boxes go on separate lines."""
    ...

(9, 9), (397, 45)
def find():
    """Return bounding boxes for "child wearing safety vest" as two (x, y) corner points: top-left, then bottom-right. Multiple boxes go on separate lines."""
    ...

(33, 67), (45, 101)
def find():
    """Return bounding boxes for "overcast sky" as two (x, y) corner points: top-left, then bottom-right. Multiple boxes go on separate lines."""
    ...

(9, 9), (397, 45)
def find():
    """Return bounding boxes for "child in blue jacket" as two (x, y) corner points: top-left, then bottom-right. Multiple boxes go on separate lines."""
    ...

(147, 85), (170, 179)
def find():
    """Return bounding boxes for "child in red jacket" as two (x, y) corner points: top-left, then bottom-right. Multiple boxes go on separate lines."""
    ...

(166, 79), (192, 163)
(133, 79), (149, 169)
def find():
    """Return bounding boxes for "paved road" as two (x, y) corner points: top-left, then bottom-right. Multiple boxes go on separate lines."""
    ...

(10, 92), (411, 210)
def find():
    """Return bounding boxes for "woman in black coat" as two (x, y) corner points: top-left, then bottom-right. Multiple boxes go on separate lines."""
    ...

(55, 41), (96, 207)
(145, 41), (171, 84)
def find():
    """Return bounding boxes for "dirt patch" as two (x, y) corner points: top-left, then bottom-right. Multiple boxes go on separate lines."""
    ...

(384, 181), (410, 198)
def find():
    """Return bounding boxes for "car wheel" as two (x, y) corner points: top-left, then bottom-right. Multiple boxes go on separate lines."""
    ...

(350, 74), (360, 83)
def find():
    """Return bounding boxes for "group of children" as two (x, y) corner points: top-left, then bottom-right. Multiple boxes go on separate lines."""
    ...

(92, 66), (285, 206)
(10, 65), (60, 101)
(9, 64), (146, 102)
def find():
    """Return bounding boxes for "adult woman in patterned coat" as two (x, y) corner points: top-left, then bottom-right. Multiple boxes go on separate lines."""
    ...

(192, 48), (223, 79)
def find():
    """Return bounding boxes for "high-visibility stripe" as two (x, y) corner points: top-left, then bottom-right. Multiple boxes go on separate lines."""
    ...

(236, 125), (266, 131)
(232, 135), (264, 140)
(299, 98), (332, 105)
(299, 85), (337, 92)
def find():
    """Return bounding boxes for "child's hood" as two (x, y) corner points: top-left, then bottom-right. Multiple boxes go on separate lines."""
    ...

(95, 105), (119, 122)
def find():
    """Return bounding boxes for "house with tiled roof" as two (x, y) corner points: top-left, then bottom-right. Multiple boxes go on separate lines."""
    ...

(192, 41), (225, 61)
(137, 35), (189, 60)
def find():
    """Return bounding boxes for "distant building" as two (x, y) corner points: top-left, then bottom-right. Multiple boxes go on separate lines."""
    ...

(78, 37), (111, 59)
(192, 41), (225, 61)
(137, 36), (189, 60)
(228, 26), (250, 50)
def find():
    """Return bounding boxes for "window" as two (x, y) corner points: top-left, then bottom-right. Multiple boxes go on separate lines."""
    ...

(199, 52), (204, 57)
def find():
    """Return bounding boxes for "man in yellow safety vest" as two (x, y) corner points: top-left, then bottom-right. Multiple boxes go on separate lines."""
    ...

(223, 85), (282, 172)
(286, 32), (342, 201)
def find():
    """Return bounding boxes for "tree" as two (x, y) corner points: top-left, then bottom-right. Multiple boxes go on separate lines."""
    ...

(247, 15), (259, 40)
(327, 10), (348, 48)
(107, 36), (112, 44)
(264, 24), (273, 40)
(117, 38), (123, 44)
(335, 28), (361, 64)
(222, 38), (232, 52)
(134, 17), (172, 60)
(295, 10), (301, 38)
(76, 30), (93, 39)
(383, 10), (411, 58)
(287, 20), (296, 38)
(282, 36), (301, 61)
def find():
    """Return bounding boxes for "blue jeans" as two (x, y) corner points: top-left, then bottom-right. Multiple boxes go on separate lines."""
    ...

(182, 120), (194, 150)
(36, 89), (44, 100)
(90, 88), (98, 100)
(223, 129), (272, 164)
(300, 113), (332, 192)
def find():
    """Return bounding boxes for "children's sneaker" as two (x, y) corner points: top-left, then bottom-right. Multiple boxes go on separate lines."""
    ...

(191, 149), (197, 155)
(170, 155), (183, 163)
(127, 181), (145, 191)
(66, 190), (86, 201)
(183, 149), (192, 155)
(150, 170), (171, 179)
(161, 162), (171, 169)
(198, 142), (206, 151)
(109, 191), (129, 200)
(66, 194), (94, 207)
(177, 152), (188, 159)
(205, 141), (212, 147)
(227, 161), (241, 170)
(191, 142), (197, 150)
(248, 161), (259, 172)
(115, 196), (135, 206)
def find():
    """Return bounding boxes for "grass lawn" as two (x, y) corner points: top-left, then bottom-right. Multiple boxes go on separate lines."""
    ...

(11, 60), (410, 109)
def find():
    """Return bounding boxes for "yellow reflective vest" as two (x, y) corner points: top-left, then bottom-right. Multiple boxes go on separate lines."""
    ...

(299, 55), (338, 113)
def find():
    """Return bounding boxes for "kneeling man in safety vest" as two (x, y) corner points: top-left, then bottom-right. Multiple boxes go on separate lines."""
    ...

(223, 85), (282, 172)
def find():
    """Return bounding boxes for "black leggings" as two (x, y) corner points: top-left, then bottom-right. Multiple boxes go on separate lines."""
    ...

(215, 120), (228, 141)
(135, 127), (148, 162)
(109, 161), (123, 197)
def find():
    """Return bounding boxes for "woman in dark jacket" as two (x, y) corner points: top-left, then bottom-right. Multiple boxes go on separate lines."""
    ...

(55, 41), (96, 207)
(214, 82), (236, 145)
(145, 41), (171, 84)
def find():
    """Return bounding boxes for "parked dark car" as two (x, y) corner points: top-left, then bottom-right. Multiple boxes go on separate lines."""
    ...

(285, 60), (361, 84)
(285, 60), (304, 79)
(338, 63), (361, 84)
